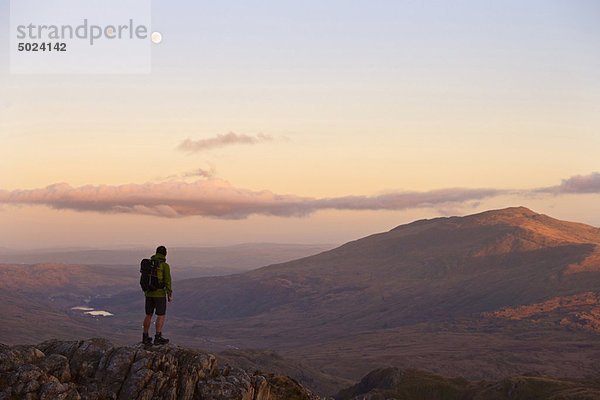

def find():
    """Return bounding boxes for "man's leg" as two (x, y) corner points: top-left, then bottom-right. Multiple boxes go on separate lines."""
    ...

(155, 315), (165, 333)
(143, 297), (154, 344)
(143, 314), (152, 333)
(153, 297), (169, 345)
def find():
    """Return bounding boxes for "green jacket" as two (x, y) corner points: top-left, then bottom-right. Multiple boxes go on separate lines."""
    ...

(144, 253), (173, 298)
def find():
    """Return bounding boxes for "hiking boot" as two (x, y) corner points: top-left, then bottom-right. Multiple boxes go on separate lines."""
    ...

(154, 333), (169, 345)
(142, 333), (153, 345)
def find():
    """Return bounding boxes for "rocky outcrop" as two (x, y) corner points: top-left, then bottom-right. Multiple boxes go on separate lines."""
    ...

(485, 291), (600, 333)
(0, 338), (321, 400)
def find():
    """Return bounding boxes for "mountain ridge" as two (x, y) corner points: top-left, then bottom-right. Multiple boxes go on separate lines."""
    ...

(160, 207), (600, 320)
(94, 206), (600, 327)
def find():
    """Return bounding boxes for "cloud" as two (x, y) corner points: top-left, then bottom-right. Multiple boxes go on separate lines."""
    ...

(537, 172), (600, 194)
(182, 168), (215, 179)
(0, 180), (311, 219)
(158, 167), (216, 181)
(177, 132), (274, 153)
(0, 180), (504, 219)
(311, 188), (504, 211)
(5, 172), (596, 219)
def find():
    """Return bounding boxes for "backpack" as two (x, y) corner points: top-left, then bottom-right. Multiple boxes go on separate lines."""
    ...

(140, 258), (164, 292)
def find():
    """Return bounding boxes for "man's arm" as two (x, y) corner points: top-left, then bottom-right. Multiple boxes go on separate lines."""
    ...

(163, 262), (173, 300)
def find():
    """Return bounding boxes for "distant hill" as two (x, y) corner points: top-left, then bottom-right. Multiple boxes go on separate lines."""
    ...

(0, 243), (333, 347)
(0, 263), (139, 345)
(93, 207), (600, 385)
(0, 243), (334, 278)
(0, 263), (136, 293)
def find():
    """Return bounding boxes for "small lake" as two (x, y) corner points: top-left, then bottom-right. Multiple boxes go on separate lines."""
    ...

(71, 306), (114, 317)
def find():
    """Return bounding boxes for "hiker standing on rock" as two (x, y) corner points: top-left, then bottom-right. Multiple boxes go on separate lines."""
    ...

(141, 245), (173, 345)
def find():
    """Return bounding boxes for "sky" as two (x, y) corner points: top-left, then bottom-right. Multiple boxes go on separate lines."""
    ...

(1, 0), (599, 250)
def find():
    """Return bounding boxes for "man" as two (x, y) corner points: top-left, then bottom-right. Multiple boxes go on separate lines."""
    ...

(142, 245), (173, 345)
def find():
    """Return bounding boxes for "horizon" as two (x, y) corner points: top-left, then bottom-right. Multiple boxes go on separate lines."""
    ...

(1, 205), (597, 252)
(0, 240), (338, 252)
(2, 1), (600, 249)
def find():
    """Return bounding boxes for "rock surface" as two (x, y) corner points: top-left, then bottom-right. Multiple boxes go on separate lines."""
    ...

(0, 338), (322, 400)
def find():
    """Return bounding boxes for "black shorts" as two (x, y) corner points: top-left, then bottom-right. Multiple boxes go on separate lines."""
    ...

(145, 296), (167, 316)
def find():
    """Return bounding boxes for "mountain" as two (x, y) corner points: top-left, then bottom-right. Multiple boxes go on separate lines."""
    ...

(0, 338), (322, 400)
(334, 367), (600, 400)
(169, 206), (600, 322)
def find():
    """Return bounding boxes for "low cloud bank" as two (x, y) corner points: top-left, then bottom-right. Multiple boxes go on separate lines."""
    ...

(0, 180), (502, 219)
(1, 172), (597, 219)
(537, 172), (600, 194)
